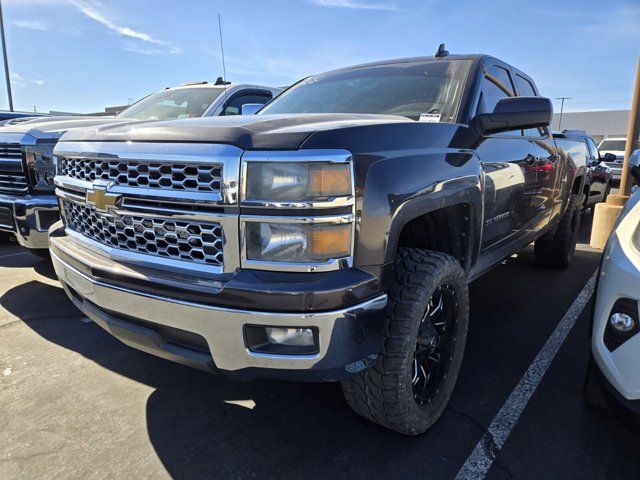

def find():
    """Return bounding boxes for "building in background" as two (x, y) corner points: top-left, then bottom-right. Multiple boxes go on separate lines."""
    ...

(551, 110), (630, 143)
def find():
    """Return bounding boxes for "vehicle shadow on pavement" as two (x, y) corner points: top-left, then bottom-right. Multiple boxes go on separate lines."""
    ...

(0, 279), (489, 479)
(2, 231), (635, 479)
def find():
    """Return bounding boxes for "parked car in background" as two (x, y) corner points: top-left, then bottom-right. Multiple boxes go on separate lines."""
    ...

(598, 137), (629, 186)
(50, 51), (586, 435)
(585, 150), (640, 423)
(0, 80), (281, 251)
(553, 130), (613, 211)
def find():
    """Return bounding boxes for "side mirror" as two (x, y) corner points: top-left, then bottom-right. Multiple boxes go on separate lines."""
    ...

(241, 103), (263, 115)
(602, 152), (618, 162)
(474, 96), (552, 136)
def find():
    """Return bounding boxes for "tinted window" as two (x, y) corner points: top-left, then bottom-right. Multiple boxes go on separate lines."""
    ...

(586, 137), (600, 159)
(477, 65), (515, 115)
(221, 93), (273, 116)
(260, 60), (472, 122)
(515, 74), (537, 96)
(598, 139), (626, 151)
(117, 88), (223, 120)
(514, 74), (543, 137)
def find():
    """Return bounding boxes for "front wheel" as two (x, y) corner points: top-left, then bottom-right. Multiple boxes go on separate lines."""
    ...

(341, 249), (469, 435)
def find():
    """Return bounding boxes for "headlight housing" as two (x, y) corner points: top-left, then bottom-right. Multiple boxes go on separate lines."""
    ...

(244, 162), (351, 203)
(240, 150), (355, 272)
(24, 143), (57, 192)
(245, 219), (352, 263)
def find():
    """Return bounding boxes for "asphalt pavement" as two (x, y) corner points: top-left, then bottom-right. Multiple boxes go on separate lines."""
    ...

(0, 215), (638, 480)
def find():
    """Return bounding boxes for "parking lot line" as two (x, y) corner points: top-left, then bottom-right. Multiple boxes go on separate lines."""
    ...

(455, 270), (598, 480)
(0, 251), (31, 260)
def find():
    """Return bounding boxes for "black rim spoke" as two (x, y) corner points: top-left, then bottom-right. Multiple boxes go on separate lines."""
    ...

(412, 284), (457, 406)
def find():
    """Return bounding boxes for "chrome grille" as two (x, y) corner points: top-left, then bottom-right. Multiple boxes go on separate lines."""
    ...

(58, 157), (222, 193)
(62, 199), (224, 266)
(0, 143), (27, 193)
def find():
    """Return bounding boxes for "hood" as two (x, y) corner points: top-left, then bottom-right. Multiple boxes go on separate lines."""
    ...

(0, 115), (131, 141)
(58, 114), (411, 150)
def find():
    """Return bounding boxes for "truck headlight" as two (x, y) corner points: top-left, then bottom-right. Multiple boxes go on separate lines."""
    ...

(245, 220), (351, 263)
(24, 143), (57, 191)
(244, 162), (351, 204)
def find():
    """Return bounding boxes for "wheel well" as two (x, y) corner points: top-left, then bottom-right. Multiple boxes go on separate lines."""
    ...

(396, 204), (474, 271)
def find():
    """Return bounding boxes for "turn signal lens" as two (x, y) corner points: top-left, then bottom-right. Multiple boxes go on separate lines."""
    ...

(308, 224), (351, 258)
(308, 164), (351, 197)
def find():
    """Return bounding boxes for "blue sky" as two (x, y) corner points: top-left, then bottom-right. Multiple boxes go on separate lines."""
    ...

(3, 0), (639, 114)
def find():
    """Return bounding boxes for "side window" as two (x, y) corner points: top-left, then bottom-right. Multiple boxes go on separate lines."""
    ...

(221, 93), (273, 116)
(586, 137), (600, 160)
(515, 74), (544, 138)
(477, 65), (515, 115)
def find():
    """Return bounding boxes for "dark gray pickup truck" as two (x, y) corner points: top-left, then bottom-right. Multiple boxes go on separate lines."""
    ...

(49, 52), (585, 435)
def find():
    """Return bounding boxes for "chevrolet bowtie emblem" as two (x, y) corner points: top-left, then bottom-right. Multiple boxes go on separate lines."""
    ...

(86, 183), (120, 213)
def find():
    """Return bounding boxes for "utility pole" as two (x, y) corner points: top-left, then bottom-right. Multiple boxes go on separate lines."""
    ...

(590, 55), (640, 249)
(555, 97), (571, 130)
(618, 56), (640, 197)
(0, 0), (13, 111)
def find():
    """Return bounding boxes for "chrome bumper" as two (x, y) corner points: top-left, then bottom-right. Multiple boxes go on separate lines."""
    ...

(50, 238), (387, 381)
(0, 192), (58, 249)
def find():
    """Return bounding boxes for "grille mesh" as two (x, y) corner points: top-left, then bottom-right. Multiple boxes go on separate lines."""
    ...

(62, 200), (224, 266)
(0, 143), (27, 193)
(58, 158), (222, 193)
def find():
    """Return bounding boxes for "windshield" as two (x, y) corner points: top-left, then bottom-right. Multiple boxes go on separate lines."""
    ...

(117, 87), (223, 120)
(598, 139), (626, 151)
(260, 59), (471, 122)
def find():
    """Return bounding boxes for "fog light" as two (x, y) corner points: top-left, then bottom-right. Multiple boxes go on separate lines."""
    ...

(244, 325), (319, 355)
(610, 312), (636, 333)
(266, 327), (314, 346)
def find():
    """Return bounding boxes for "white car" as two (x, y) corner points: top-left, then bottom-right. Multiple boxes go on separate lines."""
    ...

(598, 137), (627, 184)
(586, 149), (640, 420)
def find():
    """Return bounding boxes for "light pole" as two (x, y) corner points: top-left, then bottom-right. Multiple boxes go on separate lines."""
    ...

(555, 97), (571, 130)
(0, 0), (13, 111)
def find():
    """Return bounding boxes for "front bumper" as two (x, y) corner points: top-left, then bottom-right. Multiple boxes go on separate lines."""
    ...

(592, 198), (640, 401)
(0, 192), (58, 249)
(50, 224), (387, 382)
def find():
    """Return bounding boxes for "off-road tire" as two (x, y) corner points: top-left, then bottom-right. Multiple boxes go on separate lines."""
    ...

(534, 193), (581, 268)
(341, 249), (469, 435)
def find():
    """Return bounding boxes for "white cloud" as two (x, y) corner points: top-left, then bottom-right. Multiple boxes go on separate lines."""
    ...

(309, 0), (399, 10)
(67, 0), (181, 54)
(13, 19), (49, 30)
(9, 72), (45, 88)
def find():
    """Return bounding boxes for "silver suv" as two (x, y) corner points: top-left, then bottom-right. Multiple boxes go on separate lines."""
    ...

(0, 80), (281, 250)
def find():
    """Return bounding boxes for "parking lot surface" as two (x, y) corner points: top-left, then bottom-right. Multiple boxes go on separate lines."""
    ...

(1, 217), (639, 480)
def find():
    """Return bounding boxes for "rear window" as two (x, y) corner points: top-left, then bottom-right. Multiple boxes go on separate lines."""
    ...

(598, 139), (626, 151)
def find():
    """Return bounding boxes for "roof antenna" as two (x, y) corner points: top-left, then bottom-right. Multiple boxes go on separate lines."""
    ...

(434, 43), (449, 58)
(217, 13), (229, 109)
